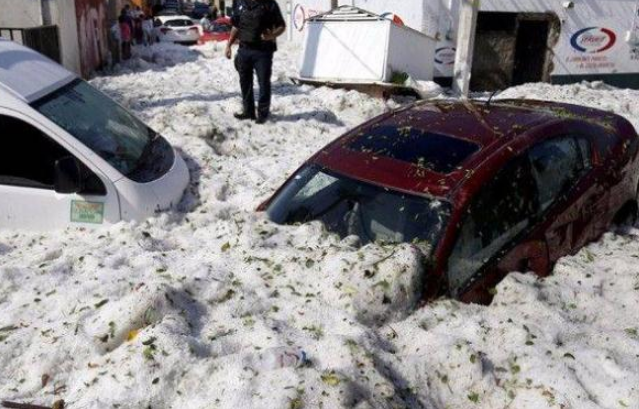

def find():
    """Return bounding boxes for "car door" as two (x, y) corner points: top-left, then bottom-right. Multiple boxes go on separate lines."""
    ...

(527, 136), (594, 261)
(566, 137), (605, 249)
(447, 154), (547, 304)
(0, 113), (120, 230)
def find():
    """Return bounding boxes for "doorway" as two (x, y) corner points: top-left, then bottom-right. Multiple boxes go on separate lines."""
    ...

(471, 12), (559, 92)
(513, 19), (550, 86)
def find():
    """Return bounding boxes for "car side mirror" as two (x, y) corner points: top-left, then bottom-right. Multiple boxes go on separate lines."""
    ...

(54, 156), (84, 194)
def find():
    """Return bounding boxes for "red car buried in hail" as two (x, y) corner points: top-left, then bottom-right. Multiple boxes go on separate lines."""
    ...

(199, 17), (232, 44)
(262, 100), (639, 304)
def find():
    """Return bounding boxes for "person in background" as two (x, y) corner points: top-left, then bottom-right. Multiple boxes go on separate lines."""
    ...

(225, 0), (286, 124)
(132, 5), (143, 19)
(200, 13), (212, 32)
(211, 6), (219, 20)
(119, 15), (132, 60)
(121, 5), (133, 31)
(109, 19), (122, 65)
(133, 7), (144, 44)
(142, 15), (155, 46)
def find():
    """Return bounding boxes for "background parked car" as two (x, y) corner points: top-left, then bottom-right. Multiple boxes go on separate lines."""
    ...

(162, 0), (182, 14)
(262, 100), (639, 304)
(156, 9), (180, 17)
(181, 1), (194, 16)
(199, 17), (232, 44)
(190, 2), (211, 19)
(155, 15), (200, 45)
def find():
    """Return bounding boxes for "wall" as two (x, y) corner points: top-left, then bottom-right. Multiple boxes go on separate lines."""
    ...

(75, 0), (110, 77)
(440, 0), (639, 83)
(291, 0), (639, 87)
(0, 0), (43, 28)
(471, 30), (516, 89)
(48, 0), (82, 74)
(0, 0), (82, 75)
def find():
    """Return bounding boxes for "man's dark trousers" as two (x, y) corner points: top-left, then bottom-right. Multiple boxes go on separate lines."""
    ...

(235, 47), (274, 119)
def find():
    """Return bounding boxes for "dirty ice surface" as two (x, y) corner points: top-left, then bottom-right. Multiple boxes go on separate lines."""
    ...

(0, 43), (638, 409)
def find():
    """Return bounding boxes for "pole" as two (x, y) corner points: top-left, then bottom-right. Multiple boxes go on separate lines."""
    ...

(331, 0), (338, 10)
(452, 0), (479, 98)
(287, 0), (293, 41)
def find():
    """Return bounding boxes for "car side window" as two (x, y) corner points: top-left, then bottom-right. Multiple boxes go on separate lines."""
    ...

(577, 138), (592, 169)
(447, 155), (539, 293)
(528, 137), (585, 212)
(0, 115), (106, 195)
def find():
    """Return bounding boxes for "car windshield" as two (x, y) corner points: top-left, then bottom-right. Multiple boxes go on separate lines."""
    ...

(165, 19), (193, 27)
(267, 166), (451, 252)
(33, 79), (172, 181)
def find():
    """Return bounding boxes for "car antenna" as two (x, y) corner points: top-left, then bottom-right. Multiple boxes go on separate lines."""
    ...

(486, 90), (499, 108)
(461, 98), (494, 135)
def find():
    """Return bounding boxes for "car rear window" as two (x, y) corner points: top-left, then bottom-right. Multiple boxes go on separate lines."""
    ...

(212, 24), (231, 32)
(348, 125), (480, 173)
(165, 19), (193, 27)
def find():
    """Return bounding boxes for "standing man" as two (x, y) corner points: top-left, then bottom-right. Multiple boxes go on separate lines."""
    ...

(225, 0), (286, 124)
(109, 18), (122, 65)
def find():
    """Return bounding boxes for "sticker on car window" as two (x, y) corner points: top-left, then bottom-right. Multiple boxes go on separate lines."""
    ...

(70, 201), (104, 224)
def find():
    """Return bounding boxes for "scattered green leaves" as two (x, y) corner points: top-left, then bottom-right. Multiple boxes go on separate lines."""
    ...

(0, 325), (17, 342)
(143, 345), (157, 361)
(467, 392), (480, 403)
(94, 299), (109, 309)
(289, 398), (303, 409)
(321, 371), (341, 386)
(302, 325), (324, 340)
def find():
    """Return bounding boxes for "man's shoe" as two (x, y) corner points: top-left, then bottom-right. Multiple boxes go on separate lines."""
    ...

(255, 116), (268, 125)
(234, 112), (256, 120)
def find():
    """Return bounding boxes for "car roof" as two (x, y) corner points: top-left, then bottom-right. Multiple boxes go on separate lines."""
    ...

(157, 15), (194, 23)
(0, 39), (76, 104)
(312, 99), (624, 199)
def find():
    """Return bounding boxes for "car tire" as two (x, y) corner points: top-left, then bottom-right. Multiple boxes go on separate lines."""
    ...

(613, 201), (638, 227)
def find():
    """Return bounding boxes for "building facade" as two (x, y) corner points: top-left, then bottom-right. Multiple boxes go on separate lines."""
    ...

(0, 0), (123, 77)
(289, 0), (639, 90)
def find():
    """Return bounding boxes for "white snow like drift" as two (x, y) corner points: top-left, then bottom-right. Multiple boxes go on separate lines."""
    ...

(0, 43), (637, 409)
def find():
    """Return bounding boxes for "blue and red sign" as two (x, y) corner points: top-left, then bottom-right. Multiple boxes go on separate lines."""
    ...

(570, 27), (617, 53)
(435, 47), (456, 65)
(294, 4), (306, 32)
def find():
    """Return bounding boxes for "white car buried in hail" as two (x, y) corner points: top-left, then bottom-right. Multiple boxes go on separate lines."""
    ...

(0, 39), (189, 231)
(155, 15), (200, 45)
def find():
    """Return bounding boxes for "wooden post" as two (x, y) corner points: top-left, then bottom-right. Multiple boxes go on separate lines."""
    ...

(453, 0), (479, 98)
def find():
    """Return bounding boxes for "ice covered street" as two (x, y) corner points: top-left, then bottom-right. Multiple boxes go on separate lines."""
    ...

(0, 43), (638, 409)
